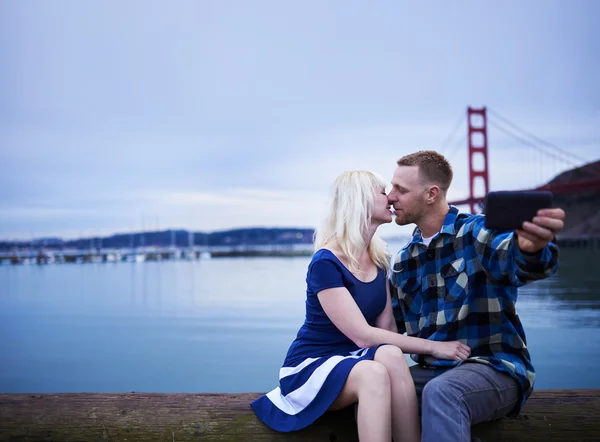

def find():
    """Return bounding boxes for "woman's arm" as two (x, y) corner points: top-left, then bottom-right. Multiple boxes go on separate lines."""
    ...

(318, 287), (471, 361)
(375, 281), (398, 333)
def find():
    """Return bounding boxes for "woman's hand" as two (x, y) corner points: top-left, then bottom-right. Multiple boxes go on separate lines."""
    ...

(430, 341), (471, 361)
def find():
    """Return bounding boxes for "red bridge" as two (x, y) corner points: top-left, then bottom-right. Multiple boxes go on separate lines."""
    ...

(446, 107), (600, 213)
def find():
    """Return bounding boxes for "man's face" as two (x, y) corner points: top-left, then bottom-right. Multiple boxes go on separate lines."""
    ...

(388, 165), (427, 226)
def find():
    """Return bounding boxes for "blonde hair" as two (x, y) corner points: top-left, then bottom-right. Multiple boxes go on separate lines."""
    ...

(314, 170), (390, 274)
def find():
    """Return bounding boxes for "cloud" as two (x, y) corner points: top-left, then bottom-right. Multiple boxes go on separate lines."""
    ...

(1, 1), (598, 240)
(0, 207), (99, 220)
(140, 188), (323, 206)
(135, 187), (329, 229)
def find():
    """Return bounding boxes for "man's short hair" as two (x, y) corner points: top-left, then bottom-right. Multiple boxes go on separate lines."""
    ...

(397, 150), (453, 191)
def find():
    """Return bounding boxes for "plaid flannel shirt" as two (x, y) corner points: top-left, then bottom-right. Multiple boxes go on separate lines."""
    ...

(389, 206), (559, 413)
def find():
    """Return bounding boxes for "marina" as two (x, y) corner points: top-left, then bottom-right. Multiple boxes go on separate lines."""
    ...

(0, 235), (597, 266)
(0, 244), (315, 265)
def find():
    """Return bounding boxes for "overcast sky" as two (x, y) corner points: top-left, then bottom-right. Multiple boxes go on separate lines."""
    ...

(1, 0), (598, 240)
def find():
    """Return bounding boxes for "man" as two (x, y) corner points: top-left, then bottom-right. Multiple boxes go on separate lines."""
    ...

(387, 150), (565, 442)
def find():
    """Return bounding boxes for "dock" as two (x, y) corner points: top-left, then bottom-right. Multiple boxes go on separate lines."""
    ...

(0, 244), (314, 266)
(1, 390), (599, 441)
(555, 235), (600, 250)
(1, 235), (598, 266)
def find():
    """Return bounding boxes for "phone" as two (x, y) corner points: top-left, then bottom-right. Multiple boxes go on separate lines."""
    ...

(483, 190), (553, 231)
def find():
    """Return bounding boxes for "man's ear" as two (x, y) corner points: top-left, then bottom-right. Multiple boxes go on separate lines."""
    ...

(426, 185), (440, 204)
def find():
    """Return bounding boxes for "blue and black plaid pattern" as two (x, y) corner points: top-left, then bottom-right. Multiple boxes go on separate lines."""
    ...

(389, 206), (559, 412)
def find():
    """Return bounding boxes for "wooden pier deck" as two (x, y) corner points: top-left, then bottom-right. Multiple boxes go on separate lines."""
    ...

(1, 390), (599, 441)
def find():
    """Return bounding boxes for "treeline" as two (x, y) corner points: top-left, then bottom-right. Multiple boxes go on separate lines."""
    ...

(0, 228), (316, 252)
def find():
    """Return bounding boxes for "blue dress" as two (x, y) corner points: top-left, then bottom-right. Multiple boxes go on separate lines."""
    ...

(251, 248), (387, 432)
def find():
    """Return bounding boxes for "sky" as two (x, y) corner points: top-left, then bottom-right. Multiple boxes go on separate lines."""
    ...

(1, 0), (599, 241)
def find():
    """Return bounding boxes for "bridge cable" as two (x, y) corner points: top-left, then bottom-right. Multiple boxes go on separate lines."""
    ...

(487, 107), (591, 165)
(488, 118), (600, 180)
(488, 120), (582, 170)
(439, 113), (466, 155)
(446, 134), (467, 164)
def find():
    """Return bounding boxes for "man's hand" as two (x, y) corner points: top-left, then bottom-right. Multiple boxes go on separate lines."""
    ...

(516, 207), (565, 254)
(430, 341), (471, 361)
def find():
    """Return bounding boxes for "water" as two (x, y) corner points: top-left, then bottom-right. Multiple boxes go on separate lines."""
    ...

(1, 247), (599, 393)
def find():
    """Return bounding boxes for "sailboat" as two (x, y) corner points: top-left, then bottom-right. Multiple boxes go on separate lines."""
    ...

(90, 237), (103, 263)
(200, 231), (212, 260)
(126, 231), (146, 263)
(183, 230), (196, 260)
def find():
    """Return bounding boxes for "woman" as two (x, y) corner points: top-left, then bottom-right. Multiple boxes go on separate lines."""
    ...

(251, 170), (471, 442)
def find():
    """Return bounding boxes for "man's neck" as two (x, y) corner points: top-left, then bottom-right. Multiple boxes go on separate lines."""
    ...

(417, 203), (450, 239)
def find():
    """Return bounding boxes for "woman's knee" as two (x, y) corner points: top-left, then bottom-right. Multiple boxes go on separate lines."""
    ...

(375, 345), (409, 370)
(352, 360), (391, 394)
(329, 361), (389, 410)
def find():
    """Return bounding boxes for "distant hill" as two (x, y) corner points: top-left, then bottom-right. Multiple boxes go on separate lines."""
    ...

(546, 160), (600, 185)
(0, 227), (315, 252)
(0, 227), (416, 253)
(547, 160), (600, 236)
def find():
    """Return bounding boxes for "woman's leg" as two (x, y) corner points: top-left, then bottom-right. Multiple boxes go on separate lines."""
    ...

(329, 360), (392, 442)
(375, 345), (420, 442)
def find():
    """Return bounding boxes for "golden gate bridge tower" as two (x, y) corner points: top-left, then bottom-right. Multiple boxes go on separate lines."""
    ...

(467, 107), (490, 214)
(446, 106), (600, 215)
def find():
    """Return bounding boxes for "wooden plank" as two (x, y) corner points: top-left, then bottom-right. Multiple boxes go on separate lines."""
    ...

(1, 390), (599, 441)
(471, 390), (600, 441)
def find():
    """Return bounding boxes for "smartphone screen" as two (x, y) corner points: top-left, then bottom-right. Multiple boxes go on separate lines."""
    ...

(483, 191), (553, 231)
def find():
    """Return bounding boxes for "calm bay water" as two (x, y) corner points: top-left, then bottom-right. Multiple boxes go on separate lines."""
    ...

(1, 247), (599, 393)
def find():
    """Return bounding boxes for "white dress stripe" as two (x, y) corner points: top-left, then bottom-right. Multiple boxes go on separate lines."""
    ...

(266, 349), (369, 415)
(279, 357), (320, 379)
(349, 347), (369, 357)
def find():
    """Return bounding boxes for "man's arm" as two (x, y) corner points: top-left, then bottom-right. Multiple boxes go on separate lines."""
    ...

(473, 208), (565, 287)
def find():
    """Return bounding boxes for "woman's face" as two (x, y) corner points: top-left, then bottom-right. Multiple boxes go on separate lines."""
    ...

(370, 185), (393, 226)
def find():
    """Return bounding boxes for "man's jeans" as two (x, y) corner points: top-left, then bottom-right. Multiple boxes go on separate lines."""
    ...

(410, 362), (521, 442)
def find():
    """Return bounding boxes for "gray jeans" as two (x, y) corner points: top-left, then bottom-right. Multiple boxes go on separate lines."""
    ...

(410, 362), (521, 442)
